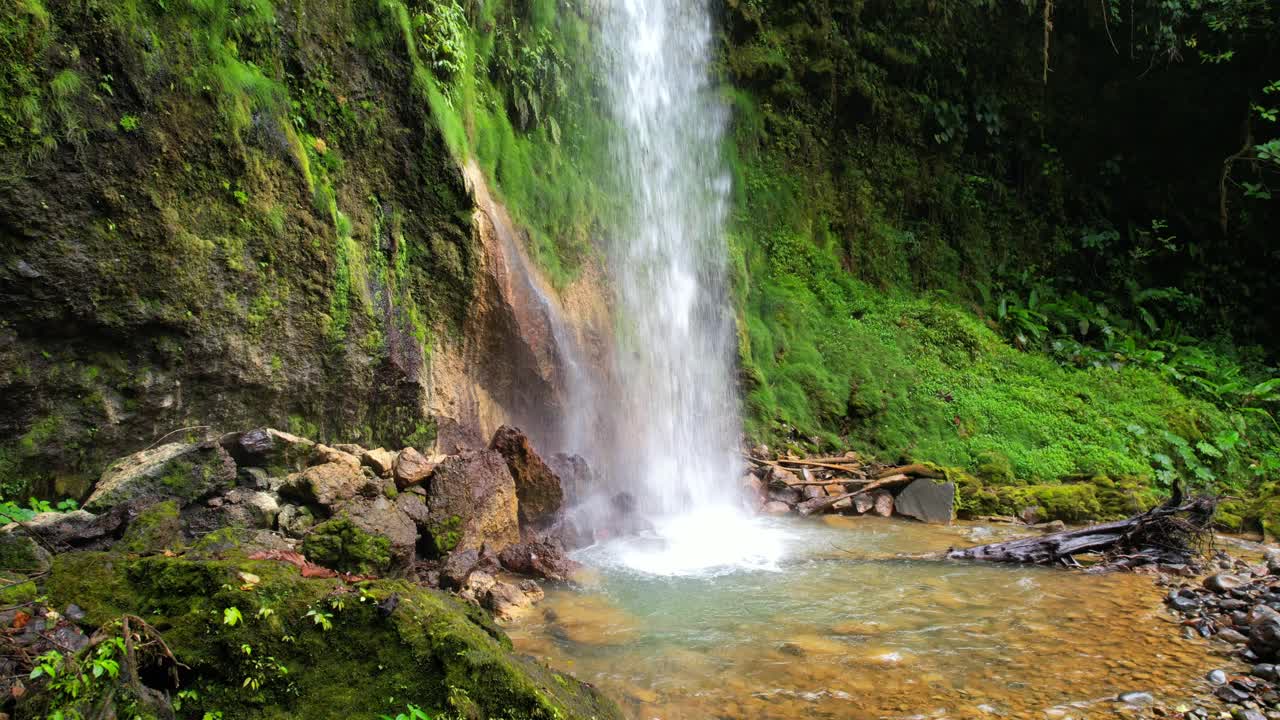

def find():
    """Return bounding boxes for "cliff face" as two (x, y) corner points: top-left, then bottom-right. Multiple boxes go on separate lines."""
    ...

(0, 0), (607, 498)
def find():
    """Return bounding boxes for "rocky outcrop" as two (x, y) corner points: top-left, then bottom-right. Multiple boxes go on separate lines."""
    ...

(490, 425), (564, 530)
(84, 442), (235, 512)
(425, 450), (521, 555)
(499, 537), (580, 581)
(279, 461), (366, 507)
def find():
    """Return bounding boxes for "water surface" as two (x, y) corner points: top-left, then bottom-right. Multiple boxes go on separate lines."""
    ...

(510, 517), (1227, 719)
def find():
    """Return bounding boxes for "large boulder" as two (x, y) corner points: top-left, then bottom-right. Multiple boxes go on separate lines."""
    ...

(489, 426), (564, 530)
(333, 496), (418, 568)
(893, 479), (956, 524)
(280, 462), (365, 508)
(85, 441), (236, 512)
(425, 450), (520, 555)
(499, 537), (580, 581)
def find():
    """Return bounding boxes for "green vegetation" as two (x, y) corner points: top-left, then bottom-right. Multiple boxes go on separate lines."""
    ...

(723, 0), (1280, 528)
(32, 539), (620, 719)
(301, 518), (392, 575)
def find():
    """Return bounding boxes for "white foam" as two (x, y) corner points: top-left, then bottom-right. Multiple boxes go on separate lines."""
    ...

(581, 507), (790, 577)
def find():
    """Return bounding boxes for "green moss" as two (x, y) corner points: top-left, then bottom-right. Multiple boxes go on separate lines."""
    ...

(118, 500), (182, 554)
(0, 578), (37, 605)
(427, 514), (463, 556)
(44, 550), (621, 719)
(0, 533), (45, 573)
(302, 518), (391, 575)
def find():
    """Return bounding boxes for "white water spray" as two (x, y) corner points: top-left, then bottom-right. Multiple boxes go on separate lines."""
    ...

(587, 0), (785, 573)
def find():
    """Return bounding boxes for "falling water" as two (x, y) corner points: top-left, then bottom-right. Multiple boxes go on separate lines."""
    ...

(588, 0), (784, 572)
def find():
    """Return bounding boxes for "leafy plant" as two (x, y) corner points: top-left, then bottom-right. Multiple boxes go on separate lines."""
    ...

(380, 704), (432, 720)
(118, 114), (139, 132)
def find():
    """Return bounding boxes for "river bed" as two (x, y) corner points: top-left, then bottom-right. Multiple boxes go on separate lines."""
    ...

(508, 516), (1229, 719)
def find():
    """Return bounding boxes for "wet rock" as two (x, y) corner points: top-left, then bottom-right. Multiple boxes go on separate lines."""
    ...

(1167, 589), (1201, 612)
(872, 490), (894, 517)
(1232, 710), (1266, 720)
(1037, 520), (1067, 533)
(547, 453), (595, 505)
(441, 548), (481, 589)
(767, 466), (801, 488)
(280, 462), (365, 508)
(1207, 669), (1229, 685)
(499, 538), (580, 581)
(741, 474), (767, 510)
(1250, 615), (1280, 660)
(361, 448), (397, 477)
(1218, 627), (1249, 644)
(768, 484), (802, 505)
(892, 479), (955, 524)
(1252, 664), (1280, 682)
(801, 484), (825, 501)
(490, 425), (564, 530)
(85, 441), (236, 512)
(853, 493), (874, 514)
(832, 496), (853, 512)
(761, 501), (791, 515)
(393, 448), (437, 490)
(1205, 573), (1245, 593)
(425, 450), (519, 554)
(1019, 506), (1044, 525)
(1117, 691), (1154, 706)
(484, 580), (537, 621)
(220, 428), (314, 472)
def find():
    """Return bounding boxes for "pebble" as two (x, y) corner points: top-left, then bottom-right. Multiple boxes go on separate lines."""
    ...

(1207, 669), (1228, 685)
(1118, 691), (1155, 706)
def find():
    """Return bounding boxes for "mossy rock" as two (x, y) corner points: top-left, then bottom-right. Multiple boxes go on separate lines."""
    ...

(44, 550), (621, 719)
(0, 532), (50, 573)
(302, 517), (392, 574)
(956, 471), (1154, 523)
(117, 500), (182, 554)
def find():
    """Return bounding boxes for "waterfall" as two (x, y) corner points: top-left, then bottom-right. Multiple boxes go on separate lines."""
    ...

(575, 0), (784, 574)
(604, 0), (737, 514)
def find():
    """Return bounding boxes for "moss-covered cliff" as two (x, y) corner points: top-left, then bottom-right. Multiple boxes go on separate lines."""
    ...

(0, 0), (608, 498)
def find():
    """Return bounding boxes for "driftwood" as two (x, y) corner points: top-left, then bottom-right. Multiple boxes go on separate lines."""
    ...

(744, 455), (864, 475)
(874, 464), (944, 479)
(948, 496), (1216, 569)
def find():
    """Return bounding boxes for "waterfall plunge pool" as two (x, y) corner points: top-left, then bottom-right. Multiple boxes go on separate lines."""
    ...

(508, 515), (1225, 719)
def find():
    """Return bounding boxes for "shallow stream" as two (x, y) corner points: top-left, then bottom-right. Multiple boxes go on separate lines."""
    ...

(509, 516), (1229, 719)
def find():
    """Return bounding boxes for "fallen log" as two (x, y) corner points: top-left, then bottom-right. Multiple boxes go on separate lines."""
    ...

(947, 496), (1216, 569)
(874, 463), (944, 480)
(745, 456), (865, 474)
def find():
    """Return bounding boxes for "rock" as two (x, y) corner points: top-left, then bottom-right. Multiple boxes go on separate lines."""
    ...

(85, 441), (236, 512)
(1207, 669), (1229, 685)
(393, 448), (437, 490)
(499, 538), (580, 581)
(226, 489), (280, 528)
(823, 483), (845, 496)
(441, 548), (481, 589)
(4, 506), (134, 550)
(302, 517), (394, 575)
(761, 501), (791, 515)
(1019, 506), (1044, 525)
(394, 492), (431, 529)
(769, 485), (803, 505)
(1233, 710), (1265, 720)
(767, 466), (801, 487)
(548, 453), (596, 504)
(332, 443), (367, 456)
(1250, 615), (1280, 660)
(220, 428), (314, 472)
(361, 448), (397, 477)
(1252, 663), (1280, 682)
(280, 462), (365, 508)
(853, 493), (874, 514)
(1116, 691), (1154, 706)
(489, 425), (564, 530)
(277, 504), (316, 538)
(310, 444), (362, 470)
(425, 450), (520, 555)
(485, 580), (536, 621)
(741, 474), (767, 509)
(832, 496), (853, 512)
(1037, 520), (1067, 533)
(240, 467), (271, 490)
(892, 479), (955, 524)
(801, 484), (825, 501)
(872, 490), (894, 517)
(333, 496), (418, 567)
(0, 532), (51, 573)
(1218, 627), (1249, 644)
(1205, 573), (1245, 593)
(464, 570), (497, 596)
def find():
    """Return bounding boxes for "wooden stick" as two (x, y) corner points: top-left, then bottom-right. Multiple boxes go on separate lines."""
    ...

(874, 464), (944, 479)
